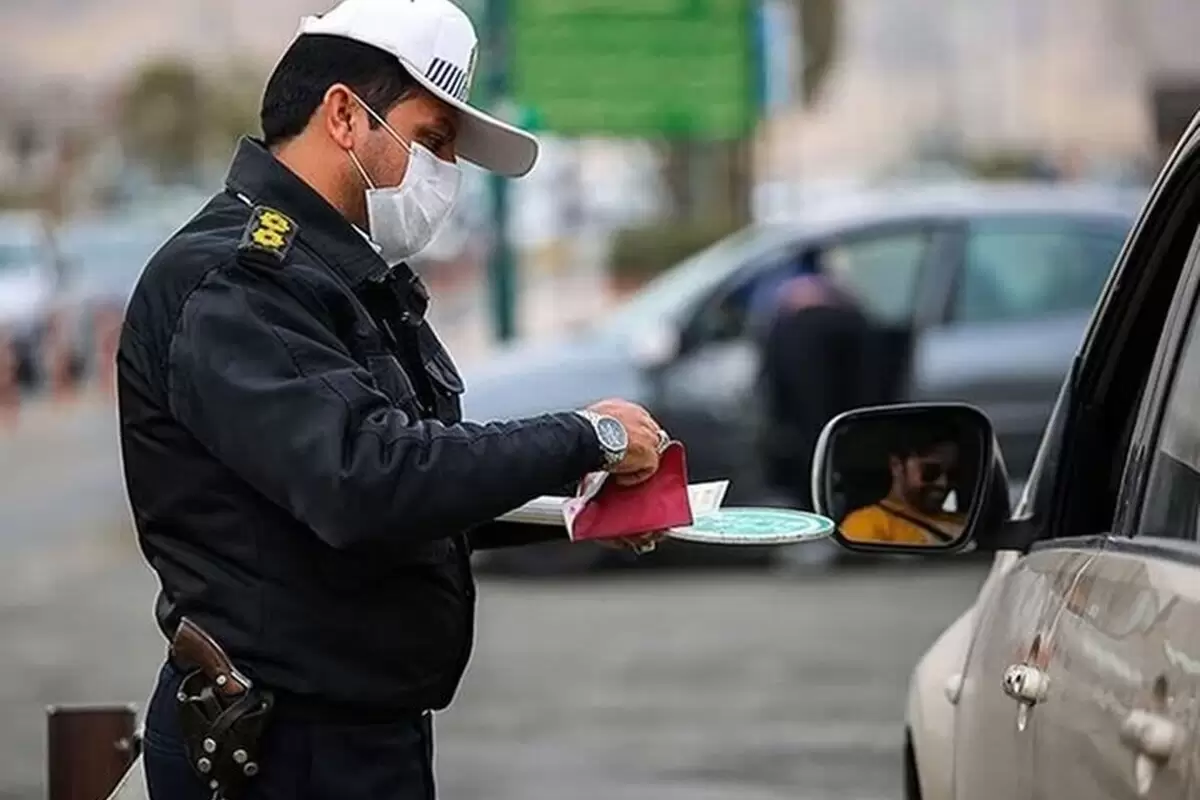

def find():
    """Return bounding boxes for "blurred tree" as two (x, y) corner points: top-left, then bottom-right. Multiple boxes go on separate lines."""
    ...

(117, 58), (207, 183)
(965, 150), (1058, 181)
(658, 0), (840, 228)
(795, 0), (840, 108)
(205, 61), (268, 159)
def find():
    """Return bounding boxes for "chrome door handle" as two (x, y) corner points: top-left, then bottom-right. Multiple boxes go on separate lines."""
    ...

(1120, 710), (1183, 797)
(1120, 675), (1184, 797)
(1002, 663), (1048, 731)
(1120, 709), (1182, 760)
(1002, 663), (1049, 704)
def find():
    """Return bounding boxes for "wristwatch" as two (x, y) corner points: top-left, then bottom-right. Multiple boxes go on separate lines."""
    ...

(575, 410), (629, 468)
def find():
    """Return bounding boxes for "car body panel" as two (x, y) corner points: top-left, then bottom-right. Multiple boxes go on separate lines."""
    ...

(952, 546), (1096, 800)
(906, 604), (973, 800)
(905, 549), (1024, 800)
(1032, 544), (1200, 799)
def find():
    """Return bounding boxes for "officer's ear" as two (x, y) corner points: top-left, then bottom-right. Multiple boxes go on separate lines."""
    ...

(321, 84), (361, 152)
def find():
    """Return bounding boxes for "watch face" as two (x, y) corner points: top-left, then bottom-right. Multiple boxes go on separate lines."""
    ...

(596, 416), (628, 452)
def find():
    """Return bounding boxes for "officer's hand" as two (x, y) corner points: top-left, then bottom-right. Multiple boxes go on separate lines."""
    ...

(585, 399), (665, 486)
(598, 531), (668, 555)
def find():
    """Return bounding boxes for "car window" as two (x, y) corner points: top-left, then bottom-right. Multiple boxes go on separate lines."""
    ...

(952, 220), (1125, 325)
(596, 224), (804, 340)
(682, 248), (810, 346)
(819, 229), (932, 325)
(1137, 295), (1200, 539)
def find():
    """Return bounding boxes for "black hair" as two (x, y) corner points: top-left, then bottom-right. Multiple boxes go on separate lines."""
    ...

(260, 34), (419, 149)
(888, 420), (961, 459)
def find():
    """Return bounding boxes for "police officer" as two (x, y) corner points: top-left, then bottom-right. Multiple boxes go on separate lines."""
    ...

(117, 1), (668, 797)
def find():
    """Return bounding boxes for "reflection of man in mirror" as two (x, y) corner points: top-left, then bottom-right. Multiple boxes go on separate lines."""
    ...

(841, 426), (967, 545)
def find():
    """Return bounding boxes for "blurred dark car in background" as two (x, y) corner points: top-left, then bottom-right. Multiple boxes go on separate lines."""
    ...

(463, 182), (1143, 574)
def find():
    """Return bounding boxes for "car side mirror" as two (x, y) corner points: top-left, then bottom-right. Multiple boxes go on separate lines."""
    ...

(811, 402), (1012, 554)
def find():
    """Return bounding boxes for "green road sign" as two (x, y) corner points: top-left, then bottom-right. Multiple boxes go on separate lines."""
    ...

(509, 0), (757, 139)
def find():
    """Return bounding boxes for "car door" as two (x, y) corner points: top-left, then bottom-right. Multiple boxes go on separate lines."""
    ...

(1027, 225), (1200, 799)
(950, 543), (1098, 800)
(910, 216), (1128, 479)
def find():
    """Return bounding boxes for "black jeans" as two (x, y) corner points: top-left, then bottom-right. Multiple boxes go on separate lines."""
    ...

(143, 663), (436, 800)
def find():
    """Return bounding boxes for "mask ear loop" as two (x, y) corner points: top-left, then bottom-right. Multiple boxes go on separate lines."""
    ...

(342, 91), (381, 191)
(347, 149), (376, 190)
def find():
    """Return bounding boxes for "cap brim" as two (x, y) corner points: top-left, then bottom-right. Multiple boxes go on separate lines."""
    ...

(407, 64), (539, 178)
(290, 17), (539, 178)
(403, 66), (540, 178)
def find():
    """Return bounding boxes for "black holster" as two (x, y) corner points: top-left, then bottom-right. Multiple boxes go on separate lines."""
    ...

(176, 668), (275, 800)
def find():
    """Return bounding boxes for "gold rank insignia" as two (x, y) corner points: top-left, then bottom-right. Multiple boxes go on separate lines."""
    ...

(238, 205), (298, 264)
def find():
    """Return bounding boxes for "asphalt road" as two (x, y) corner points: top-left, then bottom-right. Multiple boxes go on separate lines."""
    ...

(0, 397), (988, 800)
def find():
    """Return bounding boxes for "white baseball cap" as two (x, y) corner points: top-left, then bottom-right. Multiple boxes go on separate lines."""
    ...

(297, 0), (539, 178)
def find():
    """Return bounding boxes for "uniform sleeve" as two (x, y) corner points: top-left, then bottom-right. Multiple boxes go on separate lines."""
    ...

(466, 520), (564, 551)
(167, 267), (602, 550)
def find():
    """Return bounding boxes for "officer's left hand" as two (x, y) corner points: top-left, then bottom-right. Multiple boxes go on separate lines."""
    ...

(598, 531), (667, 556)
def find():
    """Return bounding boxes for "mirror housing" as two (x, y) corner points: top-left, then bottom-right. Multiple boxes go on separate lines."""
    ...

(811, 402), (1012, 554)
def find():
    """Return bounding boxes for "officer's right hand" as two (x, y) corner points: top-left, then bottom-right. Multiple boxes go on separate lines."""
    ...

(585, 399), (665, 486)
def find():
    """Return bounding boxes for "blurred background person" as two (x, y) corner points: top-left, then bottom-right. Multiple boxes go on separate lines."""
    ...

(757, 269), (870, 509)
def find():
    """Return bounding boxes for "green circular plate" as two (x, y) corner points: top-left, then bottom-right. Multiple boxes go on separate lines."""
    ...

(667, 507), (836, 545)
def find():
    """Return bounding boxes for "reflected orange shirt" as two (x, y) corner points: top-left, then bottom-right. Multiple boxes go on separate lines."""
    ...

(841, 500), (965, 545)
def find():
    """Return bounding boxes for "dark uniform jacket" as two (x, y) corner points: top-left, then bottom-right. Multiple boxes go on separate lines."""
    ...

(117, 138), (602, 718)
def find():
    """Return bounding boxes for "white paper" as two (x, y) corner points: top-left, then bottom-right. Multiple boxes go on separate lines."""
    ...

(687, 480), (730, 517)
(496, 478), (731, 529)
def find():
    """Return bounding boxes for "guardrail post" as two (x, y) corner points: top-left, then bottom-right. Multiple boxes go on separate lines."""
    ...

(47, 704), (139, 800)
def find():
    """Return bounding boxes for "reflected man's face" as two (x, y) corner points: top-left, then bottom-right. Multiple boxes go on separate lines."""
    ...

(890, 442), (959, 515)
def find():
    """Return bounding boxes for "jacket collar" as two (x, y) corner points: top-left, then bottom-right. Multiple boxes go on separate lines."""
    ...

(225, 136), (415, 288)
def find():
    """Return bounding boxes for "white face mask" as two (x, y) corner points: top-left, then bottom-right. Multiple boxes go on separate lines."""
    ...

(347, 95), (462, 265)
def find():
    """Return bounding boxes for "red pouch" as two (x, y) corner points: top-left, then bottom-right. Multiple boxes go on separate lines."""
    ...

(564, 442), (694, 541)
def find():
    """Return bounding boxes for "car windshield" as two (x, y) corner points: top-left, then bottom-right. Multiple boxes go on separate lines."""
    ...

(592, 223), (801, 339)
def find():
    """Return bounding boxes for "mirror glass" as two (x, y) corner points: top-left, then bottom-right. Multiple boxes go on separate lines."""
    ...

(818, 407), (988, 549)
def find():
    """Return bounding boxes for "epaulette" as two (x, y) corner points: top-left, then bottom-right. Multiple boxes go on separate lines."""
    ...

(237, 205), (298, 266)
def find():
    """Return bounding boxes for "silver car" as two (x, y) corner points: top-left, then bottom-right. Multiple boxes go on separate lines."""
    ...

(814, 114), (1200, 799)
